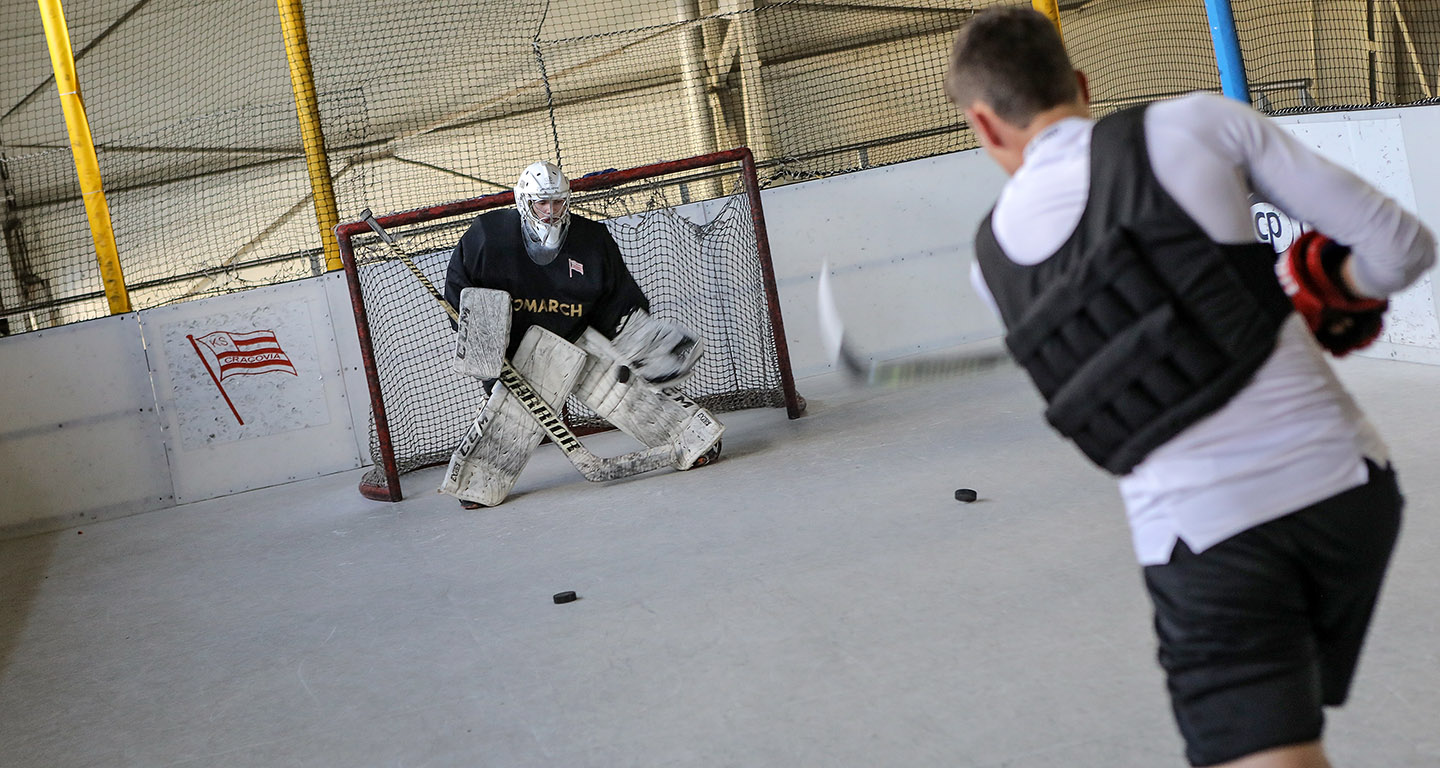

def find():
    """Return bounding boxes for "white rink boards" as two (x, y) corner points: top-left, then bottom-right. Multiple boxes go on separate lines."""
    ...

(5, 103), (1440, 534)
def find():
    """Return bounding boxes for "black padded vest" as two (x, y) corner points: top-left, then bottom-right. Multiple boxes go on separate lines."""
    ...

(974, 105), (1292, 475)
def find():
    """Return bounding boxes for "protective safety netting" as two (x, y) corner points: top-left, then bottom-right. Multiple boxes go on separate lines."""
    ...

(2, 0), (1437, 334)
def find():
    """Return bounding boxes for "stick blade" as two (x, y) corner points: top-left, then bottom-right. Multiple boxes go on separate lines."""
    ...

(817, 261), (1012, 388)
(866, 347), (1011, 387)
(816, 262), (844, 362)
(817, 263), (874, 382)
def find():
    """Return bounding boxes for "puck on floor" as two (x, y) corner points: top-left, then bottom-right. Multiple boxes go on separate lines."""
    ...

(954, 488), (978, 503)
(553, 591), (578, 604)
(616, 365), (631, 383)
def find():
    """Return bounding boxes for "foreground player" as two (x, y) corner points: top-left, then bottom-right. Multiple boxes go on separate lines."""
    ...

(441, 161), (715, 509)
(946, 9), (1434, 767)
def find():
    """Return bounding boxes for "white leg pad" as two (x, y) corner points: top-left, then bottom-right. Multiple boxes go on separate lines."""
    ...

(440, 327), (588, 506)
(574, 329), (725, 469)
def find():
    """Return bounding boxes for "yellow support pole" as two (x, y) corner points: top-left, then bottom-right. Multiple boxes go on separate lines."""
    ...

(37, 0), (130, 314)
(277, 0), (342, 272)
(1032, 0), (1064, 40)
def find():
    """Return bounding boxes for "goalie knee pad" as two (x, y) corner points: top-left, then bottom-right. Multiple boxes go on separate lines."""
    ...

(575, 329), (724, 470)
(440, 326), (588, 506)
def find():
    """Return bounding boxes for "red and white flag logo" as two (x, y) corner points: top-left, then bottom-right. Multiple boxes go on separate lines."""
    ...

(186, 329), (298, 425)
(191, 330), (298, 379)
(568, 258), (584, 277)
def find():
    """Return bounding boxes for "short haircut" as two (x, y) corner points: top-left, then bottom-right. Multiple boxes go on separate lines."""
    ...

(944, 7), (1079, 127)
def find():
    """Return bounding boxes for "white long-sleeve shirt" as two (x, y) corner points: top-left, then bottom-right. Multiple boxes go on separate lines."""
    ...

(971, 93), (1436, 565)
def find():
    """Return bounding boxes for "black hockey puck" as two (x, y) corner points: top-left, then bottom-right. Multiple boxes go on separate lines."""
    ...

(954, 488), (978, 503)
(616, 365), (631, 383)
(553, 591), (578, 604)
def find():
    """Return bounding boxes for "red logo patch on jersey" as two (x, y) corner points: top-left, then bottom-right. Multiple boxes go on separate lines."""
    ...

(568, 258), (584, 277)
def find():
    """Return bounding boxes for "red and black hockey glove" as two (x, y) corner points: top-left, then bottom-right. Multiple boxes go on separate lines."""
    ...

(1278, 231), (1388, 356)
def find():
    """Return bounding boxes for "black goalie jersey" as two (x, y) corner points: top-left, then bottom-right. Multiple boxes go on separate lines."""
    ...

(443, 209), (650, 357)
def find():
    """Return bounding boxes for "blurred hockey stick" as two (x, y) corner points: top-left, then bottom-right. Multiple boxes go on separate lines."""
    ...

(817, 262), (1011, 387)
(358, 208), (680, 481)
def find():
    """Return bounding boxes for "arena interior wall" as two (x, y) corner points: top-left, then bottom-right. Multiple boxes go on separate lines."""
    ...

(3, 102), (1439, 538)
(7, 1), (1435, 331)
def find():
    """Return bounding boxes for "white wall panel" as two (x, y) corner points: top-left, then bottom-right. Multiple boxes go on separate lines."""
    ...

(761, 149), (1009, 380)
(0, 314), (172, 535)
(1387, 105), (1440, 364)
(322, 270), (380, 471)
(761, 105), (1440, 382)
(1271, 105), (1440, 364)
(138, 279), (362, 503)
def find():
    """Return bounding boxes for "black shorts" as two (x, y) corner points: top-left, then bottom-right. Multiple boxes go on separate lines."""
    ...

(1142, 460), (1403, 767)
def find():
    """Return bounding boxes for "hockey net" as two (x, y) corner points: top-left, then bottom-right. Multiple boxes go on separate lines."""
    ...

(337, 148), (803, 501)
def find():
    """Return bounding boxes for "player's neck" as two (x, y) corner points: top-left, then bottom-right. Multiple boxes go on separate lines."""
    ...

(972, 98), (1090, 176)
(1014, 68), (1093, 157)
(1018, 102), (1091, 155)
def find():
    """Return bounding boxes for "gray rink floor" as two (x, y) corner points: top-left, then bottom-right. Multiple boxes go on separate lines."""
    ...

(2, 357), (1437, 767)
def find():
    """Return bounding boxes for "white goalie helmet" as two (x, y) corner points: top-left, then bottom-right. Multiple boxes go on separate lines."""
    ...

(515, 161), (571, 257)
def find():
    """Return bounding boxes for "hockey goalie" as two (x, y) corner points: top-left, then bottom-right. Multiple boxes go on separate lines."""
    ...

(436, 160), (724, 509)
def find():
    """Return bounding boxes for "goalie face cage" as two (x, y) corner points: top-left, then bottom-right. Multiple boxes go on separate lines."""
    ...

(336, 148), (803, 502)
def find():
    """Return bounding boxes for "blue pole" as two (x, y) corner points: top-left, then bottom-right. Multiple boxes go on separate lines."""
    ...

(1203, 0), (1251, 104)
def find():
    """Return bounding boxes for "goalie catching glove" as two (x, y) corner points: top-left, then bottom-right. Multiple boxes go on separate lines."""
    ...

(1278, 231), (1388, 356)
(612, 309), (704, 384)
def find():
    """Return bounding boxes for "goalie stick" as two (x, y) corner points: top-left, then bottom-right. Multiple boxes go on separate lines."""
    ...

(358, 208), (679, 482)
(817, 262), (1011, 387)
